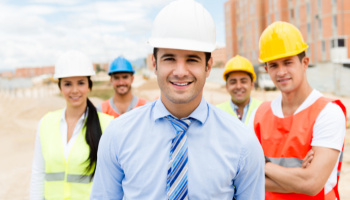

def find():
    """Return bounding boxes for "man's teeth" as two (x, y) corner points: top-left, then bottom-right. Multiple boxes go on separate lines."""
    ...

(71, 97), (80, 99)
(174, 82), (189, 86)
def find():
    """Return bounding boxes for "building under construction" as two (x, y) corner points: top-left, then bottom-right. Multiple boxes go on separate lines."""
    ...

(225, 0), (350, 66)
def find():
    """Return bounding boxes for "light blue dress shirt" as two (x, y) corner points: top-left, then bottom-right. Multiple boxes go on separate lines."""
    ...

(230, 97), (252, 122)
(91, 98), (265, 200)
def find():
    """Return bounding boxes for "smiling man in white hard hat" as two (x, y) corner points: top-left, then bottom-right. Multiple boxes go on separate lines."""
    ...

(91, 1), (264, 199)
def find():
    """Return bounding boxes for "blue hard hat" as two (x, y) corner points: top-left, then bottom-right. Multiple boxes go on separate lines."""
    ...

(108, 56), (135, 75)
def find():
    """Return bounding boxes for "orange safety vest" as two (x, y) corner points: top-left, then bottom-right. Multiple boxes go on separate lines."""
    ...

(254, 97), (346, 200)
(101, 97), (147, 118)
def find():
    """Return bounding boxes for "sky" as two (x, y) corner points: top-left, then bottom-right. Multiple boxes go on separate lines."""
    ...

(0, 0), (227, 70)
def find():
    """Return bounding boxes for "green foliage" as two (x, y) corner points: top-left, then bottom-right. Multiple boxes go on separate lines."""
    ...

(95, 64), (105, 73)
(89, 88), (114, 100)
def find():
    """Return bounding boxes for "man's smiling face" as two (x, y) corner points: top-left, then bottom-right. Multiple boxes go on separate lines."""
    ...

(265, 55), (308, 93)
(154, 48), (211, 104)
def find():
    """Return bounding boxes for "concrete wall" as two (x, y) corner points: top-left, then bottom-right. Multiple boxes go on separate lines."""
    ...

(334, 64), (350, 96)
(307, 62), (350, 96)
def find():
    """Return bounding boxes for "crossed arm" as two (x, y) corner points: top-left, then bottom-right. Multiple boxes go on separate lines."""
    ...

(265, 146), (340, 196)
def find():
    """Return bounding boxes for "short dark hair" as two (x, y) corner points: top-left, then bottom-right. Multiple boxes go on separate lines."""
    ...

(265, 51), (306, 66)
(109, 72), (134, 77)
(296, 51), (306, 62)
(153, 48), (212, 67)
(225, 71), (253, 82)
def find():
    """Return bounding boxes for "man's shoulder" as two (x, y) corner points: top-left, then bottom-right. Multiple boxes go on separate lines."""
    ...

(113, 101), (154, 123)
(317, 101), (345, 122)
(102, 102), (154, 140)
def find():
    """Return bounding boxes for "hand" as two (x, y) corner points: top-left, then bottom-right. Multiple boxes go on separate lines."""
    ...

(301, 149), (314, 168)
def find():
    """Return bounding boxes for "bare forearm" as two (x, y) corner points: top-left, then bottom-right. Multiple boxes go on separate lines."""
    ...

(265, 163), (312, 195)
(265, 176), (291, 193)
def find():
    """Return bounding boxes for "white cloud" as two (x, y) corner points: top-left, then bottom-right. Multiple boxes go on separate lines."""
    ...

(2, 0), (224, 70)
(29, 0), (83, 5)
(0, 0), (163, 69)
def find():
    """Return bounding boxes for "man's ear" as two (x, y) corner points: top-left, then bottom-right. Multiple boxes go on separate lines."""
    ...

(152, 55), (157, 75)
(206, 56), (213, 78)
(302, 57), (310, 71)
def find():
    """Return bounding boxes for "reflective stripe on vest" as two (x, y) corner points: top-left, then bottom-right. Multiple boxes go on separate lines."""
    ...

(254, 97), (346, 200)
(66, 174), (93, 184)
(266, 157), (302, 168)
(216, 98), (262, 125)
(45, 173), (93, 184)
(40, 109), (113, 200)
(45, 172), (65, 181)
(101, 97), (148, 118)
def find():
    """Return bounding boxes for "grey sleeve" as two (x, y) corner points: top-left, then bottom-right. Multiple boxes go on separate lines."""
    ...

(96, 104), (102, 112)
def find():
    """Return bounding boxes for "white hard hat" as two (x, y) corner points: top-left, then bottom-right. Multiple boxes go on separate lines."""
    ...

(148, 0), (216, 52)
(54, 50), (96, 79)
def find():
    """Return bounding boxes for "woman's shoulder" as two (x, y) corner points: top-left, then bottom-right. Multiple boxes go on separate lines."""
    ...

(42, 109), (64, 121)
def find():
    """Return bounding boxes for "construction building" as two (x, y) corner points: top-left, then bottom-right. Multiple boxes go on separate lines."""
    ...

(225, 0), (350, 66)
(212, 47), (227, 68)
(15, 66), (55, 78)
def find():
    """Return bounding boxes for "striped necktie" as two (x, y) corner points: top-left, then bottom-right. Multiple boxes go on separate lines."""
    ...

(166, 115), (192, 200)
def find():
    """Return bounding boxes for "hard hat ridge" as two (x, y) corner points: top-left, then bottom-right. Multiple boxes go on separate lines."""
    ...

(108, 56), (134, 75)
(259, 21), (308, 63)
(223, 55), (256, 82)
(148, 0), (216, 52)
(54, 50), (95, 79)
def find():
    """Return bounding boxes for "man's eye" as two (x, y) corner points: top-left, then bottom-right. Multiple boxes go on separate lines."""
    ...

(79, 82), (85, 85)
(164, 58), (175, 61)
(188, 59), (198, 62)
(65, 83), (71, 86)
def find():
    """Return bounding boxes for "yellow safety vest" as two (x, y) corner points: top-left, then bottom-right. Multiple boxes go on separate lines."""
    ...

(40, 109), (113, 200)
(216, 98), (262, 125)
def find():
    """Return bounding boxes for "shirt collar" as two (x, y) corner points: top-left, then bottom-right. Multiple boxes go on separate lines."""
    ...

(230, 97), (252, 110)
(61, 107), (88, 124)
(153, 97), (208, 124)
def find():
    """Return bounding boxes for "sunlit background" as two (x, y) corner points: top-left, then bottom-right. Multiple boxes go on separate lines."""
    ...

(0, 0), (226, 71)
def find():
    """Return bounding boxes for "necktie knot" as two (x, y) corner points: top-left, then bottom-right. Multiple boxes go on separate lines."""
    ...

(166, 115), (192, 132)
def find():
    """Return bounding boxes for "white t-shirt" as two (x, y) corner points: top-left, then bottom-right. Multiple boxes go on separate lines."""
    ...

(30, 108), (86, 200)
(247, 89), (345, 194)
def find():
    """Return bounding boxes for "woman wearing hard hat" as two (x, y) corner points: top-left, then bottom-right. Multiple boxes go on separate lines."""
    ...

(30, 50), (113, 200)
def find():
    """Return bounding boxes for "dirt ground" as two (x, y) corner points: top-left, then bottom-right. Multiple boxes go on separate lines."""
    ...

(1, 76), (349, 199)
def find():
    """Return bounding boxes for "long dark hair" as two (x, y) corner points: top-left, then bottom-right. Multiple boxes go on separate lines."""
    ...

(58, 76), (102, 179)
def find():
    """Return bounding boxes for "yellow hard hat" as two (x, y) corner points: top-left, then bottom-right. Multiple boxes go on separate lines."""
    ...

(259, 21), (308, 63)
(223, 55), (256, 82)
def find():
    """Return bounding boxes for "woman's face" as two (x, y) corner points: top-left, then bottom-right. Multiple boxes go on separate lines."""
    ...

(60, 76), (90, 108)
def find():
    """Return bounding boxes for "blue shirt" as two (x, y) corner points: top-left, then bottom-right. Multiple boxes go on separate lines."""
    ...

(91, 98), (265, 200)
(230, 97), (252, 122)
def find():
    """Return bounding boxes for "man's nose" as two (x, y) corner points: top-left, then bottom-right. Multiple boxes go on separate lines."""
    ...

(172, 60), (189, 78)
(277, 65), (287, 77)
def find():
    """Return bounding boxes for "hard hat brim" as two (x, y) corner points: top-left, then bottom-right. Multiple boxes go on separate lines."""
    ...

(148, 38), (216, 53)
(259, 46), (308, 63)
(54, 72), (96, 79)
(108, 70), (135, 75)
(223, 69), (256, 82)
